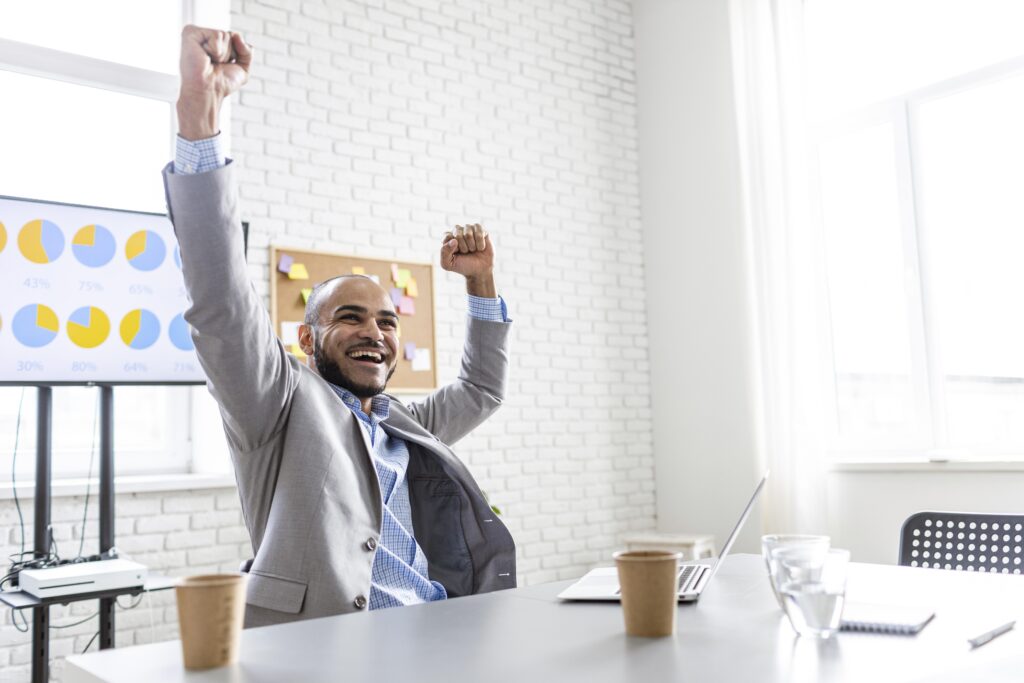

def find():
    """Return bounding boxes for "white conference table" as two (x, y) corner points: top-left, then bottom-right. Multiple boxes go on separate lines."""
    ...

(65, 554), (1024, 683)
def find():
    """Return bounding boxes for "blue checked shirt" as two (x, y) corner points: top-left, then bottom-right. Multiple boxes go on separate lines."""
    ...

(174, 134), (225, 174)
(331, 296), (504, 610)
(329, 388), (446, 609)
(173, 135), (509, 608)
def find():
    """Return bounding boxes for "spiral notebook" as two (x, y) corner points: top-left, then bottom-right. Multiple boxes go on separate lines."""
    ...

(841, 602), (935, 635)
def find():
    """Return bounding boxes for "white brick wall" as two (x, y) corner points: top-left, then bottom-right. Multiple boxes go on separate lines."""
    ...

(0, 0), (653, 679)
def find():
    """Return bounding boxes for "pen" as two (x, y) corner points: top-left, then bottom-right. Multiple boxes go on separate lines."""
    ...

(967, 620), (1015, 649)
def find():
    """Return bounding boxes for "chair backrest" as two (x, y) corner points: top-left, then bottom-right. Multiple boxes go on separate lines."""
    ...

(899, 511), (1024, 574)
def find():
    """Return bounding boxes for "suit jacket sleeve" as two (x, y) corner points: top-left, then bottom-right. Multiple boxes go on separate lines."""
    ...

(406, 315), (511, 445)
(162, 161), (298, 453)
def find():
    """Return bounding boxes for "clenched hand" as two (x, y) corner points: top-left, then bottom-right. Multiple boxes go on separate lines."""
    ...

(441, 224), (497, 298)
(177, 25), (252, 141)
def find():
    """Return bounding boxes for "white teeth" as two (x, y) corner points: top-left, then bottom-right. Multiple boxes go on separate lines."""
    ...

(348, 350), (382, 362)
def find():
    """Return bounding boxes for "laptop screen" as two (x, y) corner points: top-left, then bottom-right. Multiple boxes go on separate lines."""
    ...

(706, 472), (769, 580)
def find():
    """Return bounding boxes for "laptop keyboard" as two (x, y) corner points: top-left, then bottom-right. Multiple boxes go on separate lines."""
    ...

(678, 565), (697, 592)
(611, 564), (700, 596)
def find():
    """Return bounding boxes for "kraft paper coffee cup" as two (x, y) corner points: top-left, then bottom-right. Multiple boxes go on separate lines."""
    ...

(614, 550), (682, 637)
(175, 573), (247, 670)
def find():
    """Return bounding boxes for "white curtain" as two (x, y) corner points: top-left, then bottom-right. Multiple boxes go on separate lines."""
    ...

(729, 0), (830, 534)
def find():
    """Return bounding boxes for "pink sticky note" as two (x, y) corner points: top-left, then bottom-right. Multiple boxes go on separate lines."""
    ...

(390, 263), (400, 283)
(277, 254), (294, 274)
(404, 342), (417, 360)
(399, 296), (416, 315)
(390, 288), (404, 307)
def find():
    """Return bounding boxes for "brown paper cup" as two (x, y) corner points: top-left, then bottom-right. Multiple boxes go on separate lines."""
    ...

(614, 550), (681, 637)
(175, 573), (248, 670)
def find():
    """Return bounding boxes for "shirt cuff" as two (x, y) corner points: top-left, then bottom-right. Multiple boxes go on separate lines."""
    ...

(173, 134), (226, 175)
(467, 295), (508, 322)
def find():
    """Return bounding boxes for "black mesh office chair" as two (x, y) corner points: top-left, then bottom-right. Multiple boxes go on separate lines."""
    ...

(899, 511), (1024, 574)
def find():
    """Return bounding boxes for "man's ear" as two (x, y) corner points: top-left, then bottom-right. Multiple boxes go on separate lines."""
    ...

(298, 323), (315, 356)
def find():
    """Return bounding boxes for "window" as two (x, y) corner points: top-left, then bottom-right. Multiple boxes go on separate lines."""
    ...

(804, 0), (1024, 460)
(0, 1), (229, 480)
(0, 0), (182, 74)
(1, 386), (192, 478)
(0, 69), (173, 214)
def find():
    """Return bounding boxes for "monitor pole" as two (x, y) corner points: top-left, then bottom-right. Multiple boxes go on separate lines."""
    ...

(98, 385), (115, 649)
(31, 386), (52, 683)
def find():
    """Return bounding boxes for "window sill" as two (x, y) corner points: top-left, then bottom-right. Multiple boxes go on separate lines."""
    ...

(0, 473), (237, 501)
(830, 460), (1024, 473)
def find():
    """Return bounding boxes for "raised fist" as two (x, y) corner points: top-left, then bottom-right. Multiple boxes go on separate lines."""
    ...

(177, 25), (252, 141)
(441, 224), (497, 298)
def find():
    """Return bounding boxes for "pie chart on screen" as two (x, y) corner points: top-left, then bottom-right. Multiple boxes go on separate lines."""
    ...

(67, 306), (111, 349)
(12, 304), (59, 348)
(18, 219), (64, 263)
(120, 309), (160, 350)
(168, 313), (194, 351)
(125, 230), (166, 271)
(72, 224), (116, 268)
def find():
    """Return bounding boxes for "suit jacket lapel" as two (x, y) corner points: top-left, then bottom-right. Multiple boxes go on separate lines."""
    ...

(381, 412), (481, 495)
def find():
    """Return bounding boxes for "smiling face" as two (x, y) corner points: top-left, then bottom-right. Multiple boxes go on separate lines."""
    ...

(300, 276), (399, 399)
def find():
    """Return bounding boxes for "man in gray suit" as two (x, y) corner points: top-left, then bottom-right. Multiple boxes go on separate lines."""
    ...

(164, 26), (516, 627)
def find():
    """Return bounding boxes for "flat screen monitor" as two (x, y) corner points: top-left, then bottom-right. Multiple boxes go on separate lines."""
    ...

(0, 194), (244, 385)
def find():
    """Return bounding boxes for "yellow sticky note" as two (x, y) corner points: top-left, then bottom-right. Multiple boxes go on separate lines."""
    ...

(288, 263), (309, 280)
(352, 266), (366, 275)
(288, 344), (307, 359)
(300, 288), (312, 303)
(396, 268), (411, 288)
(405, 277), (418, 298)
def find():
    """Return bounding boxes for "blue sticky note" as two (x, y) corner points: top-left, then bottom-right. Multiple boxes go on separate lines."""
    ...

(404, 342), (417, 360)
(278, 253), (294, 274)
(390, 288), (404, 307)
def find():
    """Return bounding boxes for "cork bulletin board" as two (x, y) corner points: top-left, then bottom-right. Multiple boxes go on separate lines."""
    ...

(270, 245), (437, 392)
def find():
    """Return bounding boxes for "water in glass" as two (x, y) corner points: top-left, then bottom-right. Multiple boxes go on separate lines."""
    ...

(781, 582), (845, 637)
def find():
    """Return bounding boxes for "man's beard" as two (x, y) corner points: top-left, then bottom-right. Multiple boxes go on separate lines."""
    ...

(312, 332), (395, 398)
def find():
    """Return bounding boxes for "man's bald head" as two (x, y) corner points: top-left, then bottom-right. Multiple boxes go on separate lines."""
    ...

(304, 274), (378, 326)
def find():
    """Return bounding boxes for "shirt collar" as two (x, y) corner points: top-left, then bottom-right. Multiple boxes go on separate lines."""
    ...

(331, 384), (391, 421)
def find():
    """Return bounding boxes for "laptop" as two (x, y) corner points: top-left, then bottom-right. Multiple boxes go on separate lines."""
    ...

(557, 472), (768, 602)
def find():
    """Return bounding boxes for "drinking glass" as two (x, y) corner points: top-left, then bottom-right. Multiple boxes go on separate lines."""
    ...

(775, 547), (850, 638)
(761, 534), (830, 607)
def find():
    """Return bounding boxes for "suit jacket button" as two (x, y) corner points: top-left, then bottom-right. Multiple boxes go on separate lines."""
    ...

(365, 537), (377, 551)
(354, 595), (368, 609)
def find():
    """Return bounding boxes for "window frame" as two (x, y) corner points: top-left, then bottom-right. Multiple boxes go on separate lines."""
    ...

(811, 54), (1024, 464)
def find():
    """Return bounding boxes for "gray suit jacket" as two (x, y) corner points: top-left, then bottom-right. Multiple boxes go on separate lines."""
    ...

(163, 162), (517, 627)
